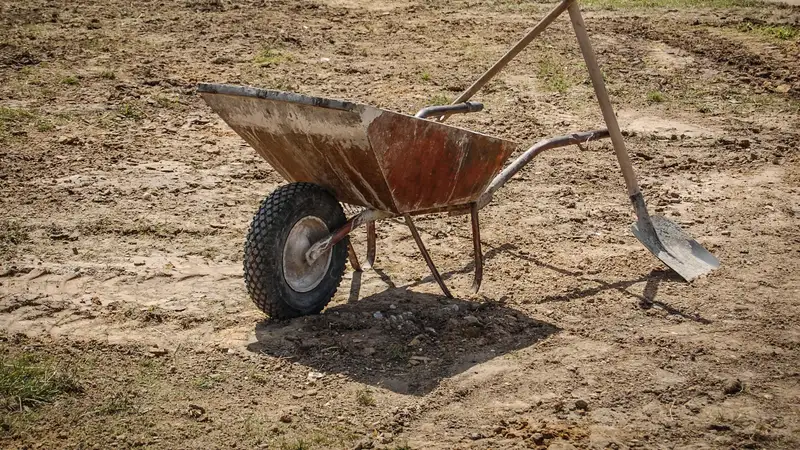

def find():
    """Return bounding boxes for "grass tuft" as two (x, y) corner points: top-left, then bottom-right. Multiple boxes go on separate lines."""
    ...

(537, 55), (571, 93)
(0, 353), (82, 412)
(0, 106), (36, 139)
(62, 75), (79, 85)
(254, 47), (287, 66)
(738, 22), (798, 41)
(425, 94), (450, 107)
(100, 70), (116, 80)
(582, 0), (761, 8)
(0, 222), (30, 255)
(355, 388), (376, 407)
(647, 90), (666, 103)
(118, 103), (144, 120)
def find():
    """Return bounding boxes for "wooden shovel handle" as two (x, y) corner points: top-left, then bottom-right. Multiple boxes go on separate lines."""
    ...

(568, 2), (641, 198)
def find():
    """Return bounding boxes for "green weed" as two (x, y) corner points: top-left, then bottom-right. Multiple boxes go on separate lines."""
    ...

(0, 353), (81, 412)
(647, 90), (666, 103)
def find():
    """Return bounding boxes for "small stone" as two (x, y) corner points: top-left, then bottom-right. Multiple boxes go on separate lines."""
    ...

(408, 334), (425, 347)
(424, 327), (437, 335)
(389, 304), (397, 310)
(279, 414), (292, 423)
(380, 432), (393, 444)
(363, 347), (375, 356)
(142, 192), (153, 201)
(291, 392), (304, 399)
(469, 432), (483, 440)
(442, 304), (459, 313)
(738, 139), (751, 149)
(307, 371), (325, 382)
(463, 315), (480, 325)
(532, 433), (545, 445)
(575, 399), (589, 410)
(58, 135), (81, 145)
(148, 346), (168, 356)
(723, 379), (743, 395)
(372, 311), (384, 320)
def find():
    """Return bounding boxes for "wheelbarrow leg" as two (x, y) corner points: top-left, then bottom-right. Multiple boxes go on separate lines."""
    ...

(470, 203), (483, 294)
(403, 214), (453, 298)
(347, 241), (362, 272)
(365, 221), (377, 270)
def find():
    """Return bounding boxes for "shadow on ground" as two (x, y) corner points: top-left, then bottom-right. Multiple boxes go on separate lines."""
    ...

(246, 239), (710, 396)
(247, 289), (559, 396)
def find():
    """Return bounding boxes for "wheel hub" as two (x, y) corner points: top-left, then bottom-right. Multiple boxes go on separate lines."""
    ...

(283, 216), (332, 293)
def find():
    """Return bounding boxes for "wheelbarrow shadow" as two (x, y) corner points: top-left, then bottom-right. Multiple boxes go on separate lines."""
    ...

(246, 289), (559, 396)
(398, 239), (711, 325)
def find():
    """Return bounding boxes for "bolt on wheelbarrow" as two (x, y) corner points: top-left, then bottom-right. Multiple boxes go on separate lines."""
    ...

(198, 0), (720, 320)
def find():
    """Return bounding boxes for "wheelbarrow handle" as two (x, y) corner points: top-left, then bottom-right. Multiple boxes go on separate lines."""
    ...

(415, 101), (483, 119)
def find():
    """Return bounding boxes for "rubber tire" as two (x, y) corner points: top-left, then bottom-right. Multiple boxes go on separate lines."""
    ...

(244, 182), (348, 320)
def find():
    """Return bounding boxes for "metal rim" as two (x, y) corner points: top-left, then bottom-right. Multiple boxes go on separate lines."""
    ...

(282, 216), (332, 293)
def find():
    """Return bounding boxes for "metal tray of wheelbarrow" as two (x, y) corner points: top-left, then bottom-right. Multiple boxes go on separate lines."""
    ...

(197, 83), (518, 214)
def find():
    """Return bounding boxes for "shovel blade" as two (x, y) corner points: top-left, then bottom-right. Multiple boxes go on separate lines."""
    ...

(631, 215), (720, 282)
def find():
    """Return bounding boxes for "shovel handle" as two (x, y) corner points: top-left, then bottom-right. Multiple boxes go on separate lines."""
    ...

(568, 2), (640, 198)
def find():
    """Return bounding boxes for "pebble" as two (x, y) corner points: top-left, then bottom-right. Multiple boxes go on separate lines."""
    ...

(373, 311), (384, 320)
(442, 304), (459, 313)
(147, 346), (168, 356)
(58, 135), (82, 145)
(464, 315), (480, 325)
(307, 371), (325, 382)
(408, 334), (425, 347)
(469, 432), (483, 440)
(575, 399), (589, 411)
(279, 414), (292, 423)
(723, 379), (743, 395)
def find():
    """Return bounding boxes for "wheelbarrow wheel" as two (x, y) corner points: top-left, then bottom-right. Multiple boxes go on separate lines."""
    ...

(244, 182), (348, 320)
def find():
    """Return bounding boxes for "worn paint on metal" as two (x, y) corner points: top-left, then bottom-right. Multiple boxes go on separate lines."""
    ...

(198, 83), (517, 214)
(367, 112), (516, 212)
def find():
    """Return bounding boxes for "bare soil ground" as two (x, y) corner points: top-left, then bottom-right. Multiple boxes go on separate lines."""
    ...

(1, 0), (800, 449)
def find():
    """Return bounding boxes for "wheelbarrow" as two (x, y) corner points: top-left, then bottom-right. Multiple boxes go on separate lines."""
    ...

(198, 0), (719, 319)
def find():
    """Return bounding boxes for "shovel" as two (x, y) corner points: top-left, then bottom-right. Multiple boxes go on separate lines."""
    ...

(569, 4), (720, 281)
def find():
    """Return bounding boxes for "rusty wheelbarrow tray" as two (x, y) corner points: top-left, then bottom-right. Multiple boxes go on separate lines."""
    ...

(198, 0), (719, 320)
